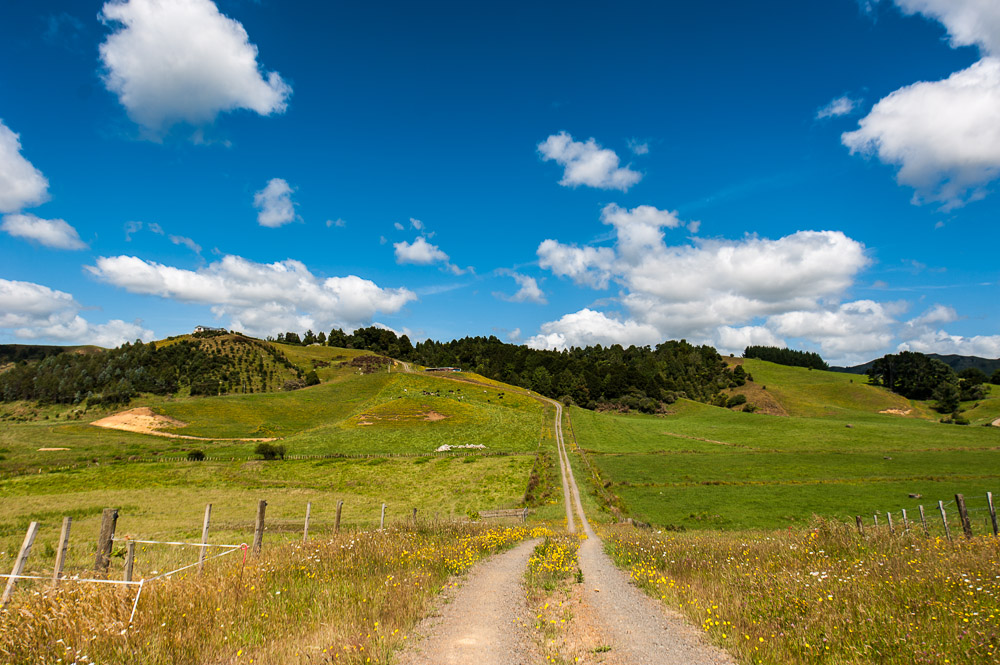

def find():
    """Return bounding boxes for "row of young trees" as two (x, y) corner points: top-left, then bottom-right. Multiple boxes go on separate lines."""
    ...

(743, 345), (829, 370)
(0, 336), (300, 405)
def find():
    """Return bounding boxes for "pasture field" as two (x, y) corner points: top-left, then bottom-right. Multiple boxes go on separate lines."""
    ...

(569, 360), (1000, 529)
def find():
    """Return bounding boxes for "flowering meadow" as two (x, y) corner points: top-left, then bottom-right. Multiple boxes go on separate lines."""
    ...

(605, 521), (999, 664)
(0, 523), (542, 665)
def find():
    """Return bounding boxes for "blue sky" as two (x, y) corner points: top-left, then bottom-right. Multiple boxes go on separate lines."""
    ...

(1, 0), (998, 365)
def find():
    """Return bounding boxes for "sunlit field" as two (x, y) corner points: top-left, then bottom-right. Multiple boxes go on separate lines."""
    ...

(1, 523), (551, 665)
(605, 521), (1000, 664)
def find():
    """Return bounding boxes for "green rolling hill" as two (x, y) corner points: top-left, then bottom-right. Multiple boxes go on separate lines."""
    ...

(568, 359), (1000, 530)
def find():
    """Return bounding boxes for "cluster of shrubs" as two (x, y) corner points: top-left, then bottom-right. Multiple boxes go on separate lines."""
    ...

(254, 442), (287, 460)
(186, 443), (288, 461)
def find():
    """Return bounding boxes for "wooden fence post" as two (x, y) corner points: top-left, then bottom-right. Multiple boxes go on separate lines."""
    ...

(124, 541), (136, 582)
(873, 513), (878, 527)
(988, 492), (998, 537)
(380, 503), (386, 530)
(886, 512), (894, 534)
(918, 505), (928, 536)
(94, 508), (119, 575)
(855, 515), (864, 534)
(955, 494), (973, 538)
(252, 500), (267, 556)
(335, 500), (344, 534)
(2, 522), (39, 608)
(198, 503), (212, 573)
(52, 516), (72, 586)
(939, 501), (951, 541)
(303, 501), (312, 543)
(901, 509), (909, 534)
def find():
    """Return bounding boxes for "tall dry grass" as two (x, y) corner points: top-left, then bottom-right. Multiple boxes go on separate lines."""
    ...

(605, 520), (1000, 664)
(1, 522), (543, 664)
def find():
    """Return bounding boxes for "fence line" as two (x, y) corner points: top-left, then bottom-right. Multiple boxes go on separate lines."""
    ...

(3, 449), (536, 479)
(1, 496), (528, 621)
(847, 490), (998, 540)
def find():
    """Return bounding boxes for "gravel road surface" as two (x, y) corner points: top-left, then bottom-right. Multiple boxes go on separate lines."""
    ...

(553, 399), (736, 665)
(396, 538), (541, 665)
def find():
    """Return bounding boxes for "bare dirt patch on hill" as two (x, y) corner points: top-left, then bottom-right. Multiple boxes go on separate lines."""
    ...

(880, 408), (913, 416)
(91, 407), (275, 441)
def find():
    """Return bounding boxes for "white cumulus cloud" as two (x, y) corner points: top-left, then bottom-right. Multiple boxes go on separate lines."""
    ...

(99, 0), (291, 132)
(533, 201), (874, 361)
(716, 325), (786, 355)
(894, 0), (1000, 55)
(898, 329), (1000, 357)
(843, 58), (1000, 208)
(906, 303), (958, 327)
(537, 132), (642, 191)
(0, 278), (152, 346)
(844, 2), (1000, 208)
(393, 236), (466, 274)
(536, 239), (616, 289)
(496, 272), (547, 304)
(527, 309), (661, 350)
(394, 236), (449, 265)
(1, 213), (87, 250)
(253, 178), (297, 227)
(600, 203), (683, 262)
(86, 254), (415, 337)
(0, 120), (49, 213)
(896, 303), (1000, 357)
(766, 300), (897, 359)
(816, 95), (861, 119)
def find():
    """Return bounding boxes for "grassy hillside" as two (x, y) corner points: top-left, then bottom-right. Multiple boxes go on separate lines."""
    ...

(733, 358), (922, 418)
(570, 361), (1000, 530)
(0, 361), (559, 577)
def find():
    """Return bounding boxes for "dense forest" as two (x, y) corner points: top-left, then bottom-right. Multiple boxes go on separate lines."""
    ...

(743, 345), (829, 370)
(866, 350), (990, 421)
(0, 344), (78, 365)
(281, 326), (738, 412)
(0, 333), (301, 405)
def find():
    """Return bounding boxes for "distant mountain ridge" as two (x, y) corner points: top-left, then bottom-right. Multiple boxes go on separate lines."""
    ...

(832, 353), (1000, 376)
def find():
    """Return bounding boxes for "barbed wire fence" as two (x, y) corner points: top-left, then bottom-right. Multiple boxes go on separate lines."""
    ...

(840, 490), (999, 541)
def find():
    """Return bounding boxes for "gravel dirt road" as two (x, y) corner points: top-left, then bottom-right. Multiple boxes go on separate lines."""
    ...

(552, 399), (736, 665)
(396, 369), (735, 664)
(397, 538), (541, 665)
